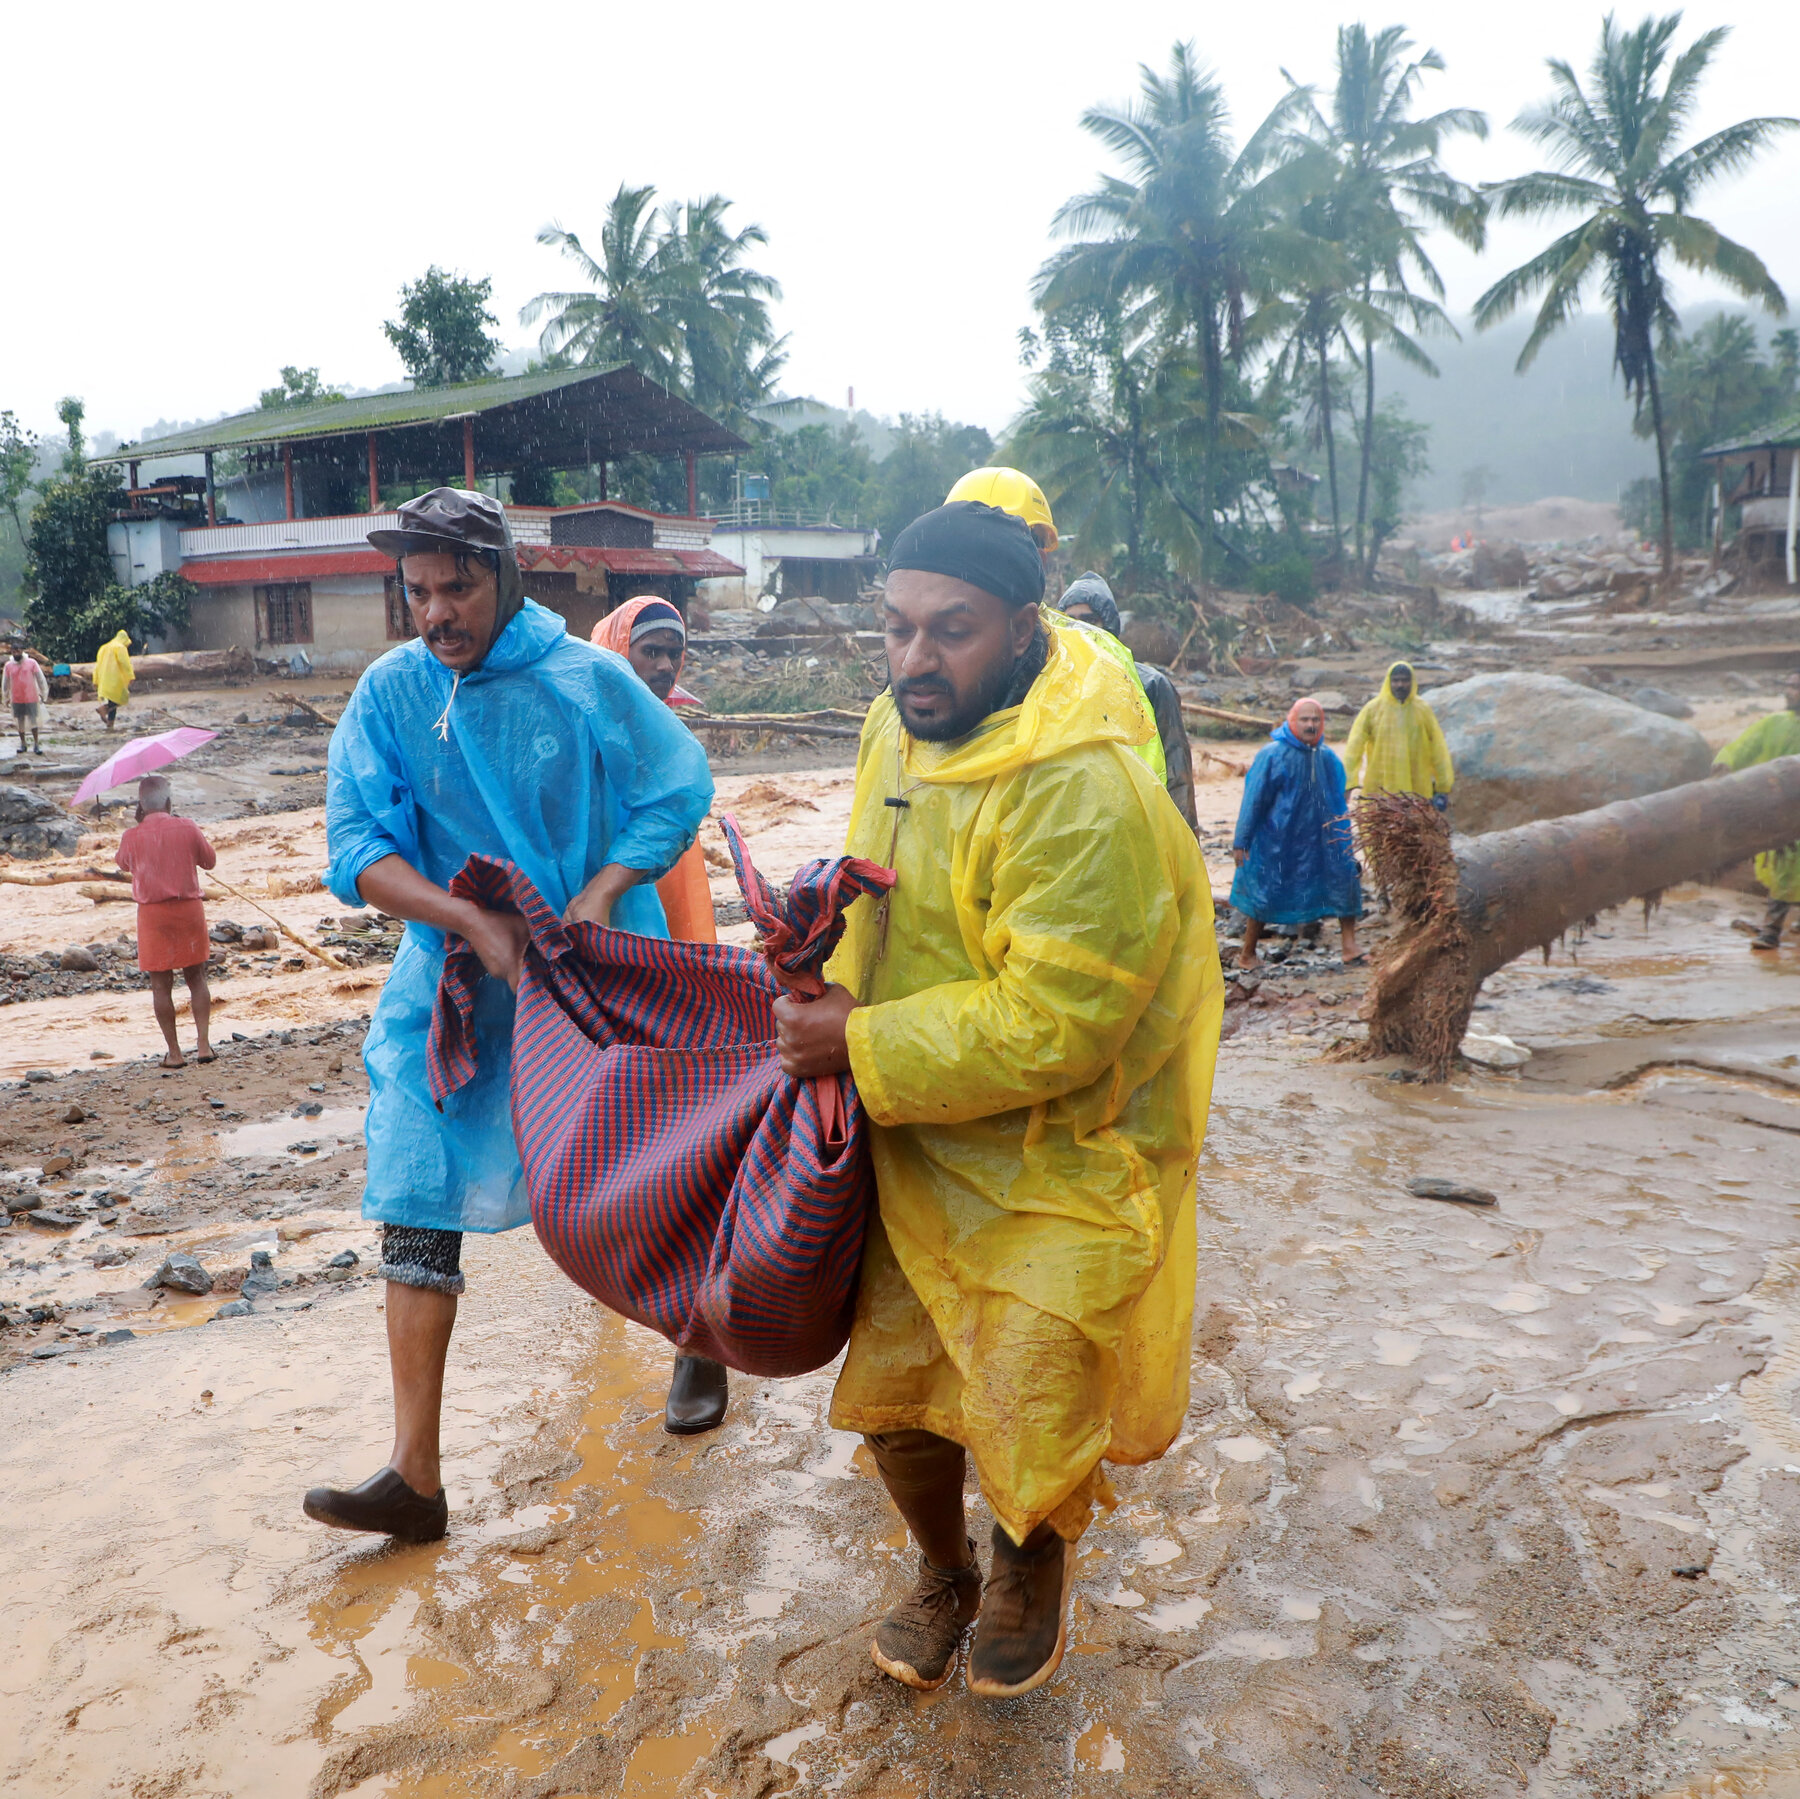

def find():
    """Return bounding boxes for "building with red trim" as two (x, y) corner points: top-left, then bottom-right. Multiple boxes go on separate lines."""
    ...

(93, 366), (749, 670)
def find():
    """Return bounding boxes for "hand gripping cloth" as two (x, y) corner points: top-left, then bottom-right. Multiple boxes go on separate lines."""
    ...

(428, 820), (896, 1376)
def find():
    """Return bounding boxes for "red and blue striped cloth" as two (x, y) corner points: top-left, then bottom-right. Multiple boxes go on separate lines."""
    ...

(428, 819), (895, 1376)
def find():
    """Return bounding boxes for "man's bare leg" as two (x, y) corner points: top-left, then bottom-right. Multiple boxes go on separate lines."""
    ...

(863, 1430), (981, 1690)
(305, 1231), (458, 1541)
(181, 962), (214, 1061)
(387, 1282), (457, 1495)
(147, 970), (183, 1067)
(1238, 917), (1264, 970)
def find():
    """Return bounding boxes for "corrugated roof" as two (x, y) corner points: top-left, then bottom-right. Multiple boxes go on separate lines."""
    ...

(1701, 411), (1800, 457)
(94, 365), (748, 466)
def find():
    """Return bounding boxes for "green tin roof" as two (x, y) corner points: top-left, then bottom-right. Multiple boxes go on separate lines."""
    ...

(1702, 410), (1800, 458)
(94, 365), (747, 470)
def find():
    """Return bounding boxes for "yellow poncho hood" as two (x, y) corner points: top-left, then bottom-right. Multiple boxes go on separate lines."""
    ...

(1343, 660), (1453, 797)
(94, 631), (134, 706)
(825, 622), (1223, 1542)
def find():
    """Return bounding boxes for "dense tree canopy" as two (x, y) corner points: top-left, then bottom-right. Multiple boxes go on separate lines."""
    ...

(383, 268), (502, 389)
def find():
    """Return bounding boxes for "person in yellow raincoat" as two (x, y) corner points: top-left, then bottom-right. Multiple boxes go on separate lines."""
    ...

(1343, 660), (1453, 802)
(94, 629), (134, 730)
(774, 501), (1222, 1700)
(1711, 669), (1800, 949)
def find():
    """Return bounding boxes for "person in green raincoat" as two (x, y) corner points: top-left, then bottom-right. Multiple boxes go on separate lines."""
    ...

(1712, 670), (1800, 949)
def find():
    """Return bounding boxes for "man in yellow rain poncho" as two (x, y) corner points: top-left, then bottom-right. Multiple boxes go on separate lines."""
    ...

(1712, 669), (1800, 950)
(1343, 660), (1453, 804)
(774, 501), (1222, 1699)
(94, 629), (134, 730)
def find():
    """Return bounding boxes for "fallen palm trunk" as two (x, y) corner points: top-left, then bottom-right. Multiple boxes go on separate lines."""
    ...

(1356, 759), (1800, 1077)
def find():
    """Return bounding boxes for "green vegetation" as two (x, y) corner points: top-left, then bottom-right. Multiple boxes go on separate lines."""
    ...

(20, 398), (191, 659)
(383, 268), (503, 389)
(1623, 314), (1800, 544)
(258, 366), (344, 410)
(1474, 14), (1797, 576)
(523, 184), (785, 441)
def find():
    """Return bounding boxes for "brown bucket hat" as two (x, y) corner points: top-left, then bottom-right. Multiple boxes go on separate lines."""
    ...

(370, 487), (526, 657)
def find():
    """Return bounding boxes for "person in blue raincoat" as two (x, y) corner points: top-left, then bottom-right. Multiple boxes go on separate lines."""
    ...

(302, 489), (713, 1545)
(1231, 696), (1363, 970)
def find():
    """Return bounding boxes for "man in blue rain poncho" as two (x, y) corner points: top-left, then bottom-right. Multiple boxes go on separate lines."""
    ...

(302, 489), (712, 1544)
(1231, 696), (1363, 970)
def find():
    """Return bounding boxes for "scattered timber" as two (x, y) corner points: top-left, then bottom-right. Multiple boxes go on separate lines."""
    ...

(202, 871), (351, 970)
(1356, 761), (1800, 1077)
(684, 712), (864, 740)
(1181, 701), (1280, 731)
(0, 867), (127, 887)
(69, 647), (254, 689)
(78, 883), (133, 903)
(266, 690), (343, 727)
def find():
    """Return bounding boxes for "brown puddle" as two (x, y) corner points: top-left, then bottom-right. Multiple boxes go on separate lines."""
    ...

(303, 1308), (721, 1798)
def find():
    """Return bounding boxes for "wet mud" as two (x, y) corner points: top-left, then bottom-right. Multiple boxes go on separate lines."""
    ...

(3, 873), (1798, 1796)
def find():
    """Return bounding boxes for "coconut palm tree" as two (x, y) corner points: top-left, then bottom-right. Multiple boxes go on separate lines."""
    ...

(659, 195), (788, 428)
(1474, 13), (1796, 578)
(1287, 25), (1486, 577)
(1034, 45), (1320, 581)
(521, 183), (685, 384)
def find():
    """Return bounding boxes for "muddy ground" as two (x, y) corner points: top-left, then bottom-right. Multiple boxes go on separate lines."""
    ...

(4, 588), (1800, 1798)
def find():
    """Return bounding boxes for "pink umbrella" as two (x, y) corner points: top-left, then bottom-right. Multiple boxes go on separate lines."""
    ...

(71, 727), (219, 808)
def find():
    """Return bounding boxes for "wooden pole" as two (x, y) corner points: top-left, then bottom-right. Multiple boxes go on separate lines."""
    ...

(281, 446), (295, 521)
(204, 450), (216, 526)
(463, 418), (476, 490)
(685, 451), (698, 517)
(367, 434), (380, 512)
(202, 870), (351, 970)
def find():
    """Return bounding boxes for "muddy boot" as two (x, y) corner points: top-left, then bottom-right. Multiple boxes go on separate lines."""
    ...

(1751, 930), (1782, 951)
(663, 1355), (728, 1435)
(302, 1467), (448, 1543)
(870, 1541), (981, 1691)
(966, 1523), (1075, 1698)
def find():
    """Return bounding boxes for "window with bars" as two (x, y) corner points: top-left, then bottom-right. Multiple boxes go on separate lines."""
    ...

(256, 583), (313, 645)
(384, 576), (418, 641)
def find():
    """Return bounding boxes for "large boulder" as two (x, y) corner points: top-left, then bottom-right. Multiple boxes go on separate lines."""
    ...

(0, 784), (80, 858)
(1424, 672), (1715, 833)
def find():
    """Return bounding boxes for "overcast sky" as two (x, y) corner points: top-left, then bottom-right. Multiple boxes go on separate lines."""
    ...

(10, 0), (1798, 447)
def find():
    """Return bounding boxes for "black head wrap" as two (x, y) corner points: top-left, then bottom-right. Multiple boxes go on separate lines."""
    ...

(1059, 571), (1120, 637)
(886, 502), (1045, 609)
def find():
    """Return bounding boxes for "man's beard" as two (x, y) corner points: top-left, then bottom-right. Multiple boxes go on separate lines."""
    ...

(894, 650), (1022, 742)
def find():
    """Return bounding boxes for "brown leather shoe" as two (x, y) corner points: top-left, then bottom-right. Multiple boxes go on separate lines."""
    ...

(664, 1355), (729, 1435)
(303, 1467), (448, 1542)
(966, 1525), (1075, 1698)
(870, 1541), (981, 1690)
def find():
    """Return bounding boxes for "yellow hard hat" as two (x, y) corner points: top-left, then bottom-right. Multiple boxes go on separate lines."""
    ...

(945, 466), (1058, 552)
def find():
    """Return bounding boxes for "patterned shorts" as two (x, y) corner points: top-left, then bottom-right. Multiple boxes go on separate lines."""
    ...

(377, 1224), (465, 1296)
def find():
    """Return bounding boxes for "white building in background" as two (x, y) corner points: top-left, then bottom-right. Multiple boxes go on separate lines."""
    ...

(92, 367), (748, 673)
(703, 508), (881, 611)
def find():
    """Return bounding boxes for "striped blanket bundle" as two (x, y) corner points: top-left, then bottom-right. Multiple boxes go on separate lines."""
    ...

(428, 819), (896, 1376)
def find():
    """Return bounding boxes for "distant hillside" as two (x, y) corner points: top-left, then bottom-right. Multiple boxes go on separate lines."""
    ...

(1382, 312), (1660, 512)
